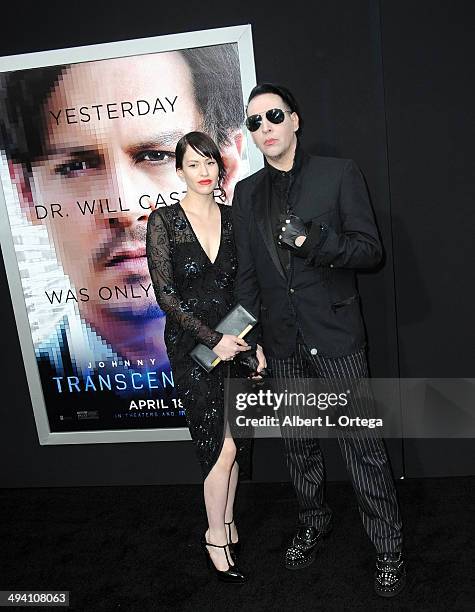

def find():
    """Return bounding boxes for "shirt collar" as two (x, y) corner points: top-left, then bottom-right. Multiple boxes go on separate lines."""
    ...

(265, 140), (304, 181)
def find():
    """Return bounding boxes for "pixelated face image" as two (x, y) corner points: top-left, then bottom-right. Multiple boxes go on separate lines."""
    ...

(24, 53), (200, 330)
(2, 46), (246, 365)
(246, 92), (299, 161)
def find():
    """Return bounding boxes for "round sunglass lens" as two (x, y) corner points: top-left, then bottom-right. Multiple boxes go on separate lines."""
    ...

(267, 108), (285, 124)
(246, 115), (261, 132)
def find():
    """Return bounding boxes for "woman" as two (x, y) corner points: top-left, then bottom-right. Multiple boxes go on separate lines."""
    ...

(146, 131), (265, 583)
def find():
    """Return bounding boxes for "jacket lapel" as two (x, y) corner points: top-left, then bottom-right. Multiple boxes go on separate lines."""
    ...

(252, 171), (287, 280)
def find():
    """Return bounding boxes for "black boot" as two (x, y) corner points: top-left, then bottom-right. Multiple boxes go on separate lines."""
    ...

(284, 522), (332, 570)
(374, 551), (406, 597)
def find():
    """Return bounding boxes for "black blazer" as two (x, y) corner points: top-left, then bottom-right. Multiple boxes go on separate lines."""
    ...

(232, 150), (382, 359)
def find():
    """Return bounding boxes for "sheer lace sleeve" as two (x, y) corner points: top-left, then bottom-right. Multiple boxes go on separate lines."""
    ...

(146, 209), (223, 349)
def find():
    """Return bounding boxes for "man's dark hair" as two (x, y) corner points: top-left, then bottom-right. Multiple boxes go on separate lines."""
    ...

(247, 83), (303, 136)
(0, 44), (244, 165)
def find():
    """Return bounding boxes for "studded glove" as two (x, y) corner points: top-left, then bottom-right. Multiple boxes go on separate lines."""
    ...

(235, 347), (269, 379)
(276, 214), (310, 251)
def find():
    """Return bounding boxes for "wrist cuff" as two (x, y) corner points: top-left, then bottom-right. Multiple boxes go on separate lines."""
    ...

(295, 221), (327, 258)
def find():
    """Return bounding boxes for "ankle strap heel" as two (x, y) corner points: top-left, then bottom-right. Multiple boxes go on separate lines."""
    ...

(224, 520), (241, 559)
(201, 535), (247, 583)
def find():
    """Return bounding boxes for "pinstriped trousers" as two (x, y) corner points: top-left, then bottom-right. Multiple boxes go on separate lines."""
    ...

(267, 339), (403, 553)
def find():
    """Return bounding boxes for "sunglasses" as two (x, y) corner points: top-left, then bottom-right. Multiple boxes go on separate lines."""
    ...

(245, 108), (293, 132)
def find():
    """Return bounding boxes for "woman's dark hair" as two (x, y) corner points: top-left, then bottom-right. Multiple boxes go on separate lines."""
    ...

(247, 83), (303, 137)
(175, 131), (227, 201)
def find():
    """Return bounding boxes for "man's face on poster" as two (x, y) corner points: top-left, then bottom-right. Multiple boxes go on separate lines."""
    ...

(17, 51), (242, 327)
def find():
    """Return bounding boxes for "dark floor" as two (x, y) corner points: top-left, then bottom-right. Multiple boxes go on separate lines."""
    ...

(1, 476), (474, 611)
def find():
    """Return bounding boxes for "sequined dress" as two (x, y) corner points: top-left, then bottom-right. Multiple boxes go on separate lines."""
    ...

(146, 202), (252, 479)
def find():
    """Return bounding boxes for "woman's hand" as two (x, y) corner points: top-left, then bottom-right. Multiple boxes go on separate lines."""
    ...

(213, 335), (250, 362)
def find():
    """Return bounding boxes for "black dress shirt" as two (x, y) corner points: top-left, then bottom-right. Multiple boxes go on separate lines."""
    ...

(268, 162), (292, 273)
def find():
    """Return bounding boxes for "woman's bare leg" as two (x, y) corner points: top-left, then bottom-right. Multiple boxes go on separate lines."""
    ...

(224, 460), (240, 544)
(203, 436), (237, 570)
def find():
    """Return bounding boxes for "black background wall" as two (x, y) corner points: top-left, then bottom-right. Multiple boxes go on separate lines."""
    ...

(379, 1), (475, 476)
(0, 0), (472, 488)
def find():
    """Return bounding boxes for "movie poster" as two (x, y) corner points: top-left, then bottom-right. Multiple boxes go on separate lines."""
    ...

(0, 26), (261, 443)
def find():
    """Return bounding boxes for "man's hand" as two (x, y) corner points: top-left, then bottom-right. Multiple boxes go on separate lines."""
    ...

(250, 344), (268, 380)
(277, 214), (309, 251)
(256, 344), (267, 372)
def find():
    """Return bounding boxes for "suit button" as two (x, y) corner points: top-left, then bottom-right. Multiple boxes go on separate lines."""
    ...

(330, 264), (334, 268)
(289, 288), (295, 294)
(310, 348), (318, 355)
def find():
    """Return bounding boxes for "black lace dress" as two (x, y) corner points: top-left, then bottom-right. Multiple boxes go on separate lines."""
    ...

(146, 202), (252, 479)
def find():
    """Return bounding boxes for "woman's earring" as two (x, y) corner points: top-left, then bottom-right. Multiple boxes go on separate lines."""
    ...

(216, 186), (226, 203)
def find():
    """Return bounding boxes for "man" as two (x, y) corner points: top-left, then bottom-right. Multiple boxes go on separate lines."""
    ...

(232, 83), (405, 597)
(0, 45), (245, 428)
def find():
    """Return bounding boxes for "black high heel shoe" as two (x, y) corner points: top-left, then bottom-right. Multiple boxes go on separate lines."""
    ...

(225, 519), (241, 559)
(201, 535), (247, 583)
